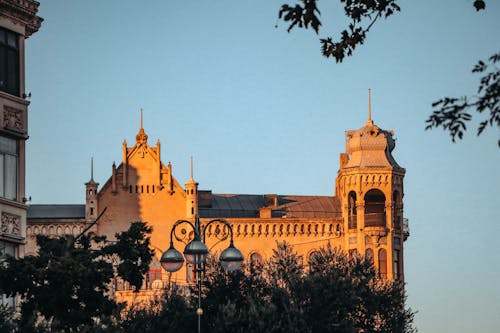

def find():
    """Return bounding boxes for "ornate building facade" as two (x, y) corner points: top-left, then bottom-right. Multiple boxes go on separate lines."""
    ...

(27, 108), (409, 303)
(0, 0), (42, 308)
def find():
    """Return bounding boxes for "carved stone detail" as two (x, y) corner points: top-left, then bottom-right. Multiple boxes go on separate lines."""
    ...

(3, 106), (24, 131)
(1, 212), (21, 236)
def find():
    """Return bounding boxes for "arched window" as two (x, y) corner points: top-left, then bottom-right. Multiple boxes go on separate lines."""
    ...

(378, 248), (387, 279)
(364, 189), (386, 227)
(349, 248), (359, 259)
(250, 252), (263, 274)
(308, 251), (321, 272)
(365, 248), (374, 265)
(186, 263), (195, 283)
(348, 191), (357, 229)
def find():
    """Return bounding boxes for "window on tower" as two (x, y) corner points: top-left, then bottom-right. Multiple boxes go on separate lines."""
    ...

(393, 249), (400, 280)
(0, 27), (20, 96)
(0, 136), (17, 200)
(364, 189), (386, 227)
(348, 191), (357, 229)
(378, 248), (387, 279)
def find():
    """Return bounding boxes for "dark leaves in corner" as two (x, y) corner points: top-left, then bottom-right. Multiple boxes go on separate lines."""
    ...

(426, 52), (500, 147)
(473, 0), (486, 11)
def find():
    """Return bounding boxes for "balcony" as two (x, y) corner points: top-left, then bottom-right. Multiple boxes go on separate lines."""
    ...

(364, 212), (386, 227)
(364, 212), (388, 237)
(403, 218), (410, 240)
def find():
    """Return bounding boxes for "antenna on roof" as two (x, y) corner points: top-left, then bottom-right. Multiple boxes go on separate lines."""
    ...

(140, 108), (143, 129)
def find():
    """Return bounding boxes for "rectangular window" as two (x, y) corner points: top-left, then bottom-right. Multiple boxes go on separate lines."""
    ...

(393, 250), (400, 280)
(0, 136), (18, 200)
(0, 241), (16, 309)
(0, 27), (19, 96)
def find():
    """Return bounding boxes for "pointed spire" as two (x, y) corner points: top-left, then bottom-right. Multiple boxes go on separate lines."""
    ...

(140, 108), (143, 129)
(189, 156), (194, 181)
(368, 88), (372, 121)
(366, 88), (374, 126)
(91, 157), (94, 182)
(86, 157), (97, 185)
(136, 108), (148, 144)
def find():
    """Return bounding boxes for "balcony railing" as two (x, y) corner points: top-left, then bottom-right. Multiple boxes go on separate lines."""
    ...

(364, 213), (386, 227)
(348, 215), (357, 229)
(403, 218), (409, 235)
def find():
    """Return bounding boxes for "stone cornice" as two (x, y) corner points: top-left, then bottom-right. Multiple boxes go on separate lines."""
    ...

(0, 0), (43, 37)
(0, 196), (27, 209)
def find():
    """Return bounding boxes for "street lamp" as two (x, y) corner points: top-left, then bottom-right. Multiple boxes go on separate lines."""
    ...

(160, 215), (243, 333)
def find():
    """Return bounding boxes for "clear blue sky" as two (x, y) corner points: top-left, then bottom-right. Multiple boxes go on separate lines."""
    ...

(25, 1), (499, 331)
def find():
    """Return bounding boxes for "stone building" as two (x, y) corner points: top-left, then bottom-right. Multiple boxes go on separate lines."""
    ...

(0, 0), (42, 308)
(27, 105), (409, 302)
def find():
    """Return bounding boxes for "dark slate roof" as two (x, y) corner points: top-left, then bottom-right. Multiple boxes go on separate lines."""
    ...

(199, 194), (264, 218)
(199, 194), (341, 219)
(28, 204), (85, 219)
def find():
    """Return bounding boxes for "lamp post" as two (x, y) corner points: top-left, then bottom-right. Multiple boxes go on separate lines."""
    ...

(160, 215), (243, 333)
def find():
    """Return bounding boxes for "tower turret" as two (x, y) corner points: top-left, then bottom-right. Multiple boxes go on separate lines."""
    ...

(85, 157), (99, 222)
(335, 90), (406, 280)
(185, 157), (198, 219)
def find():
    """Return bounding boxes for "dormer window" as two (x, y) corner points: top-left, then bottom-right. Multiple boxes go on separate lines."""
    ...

(0, 27), (20, 96)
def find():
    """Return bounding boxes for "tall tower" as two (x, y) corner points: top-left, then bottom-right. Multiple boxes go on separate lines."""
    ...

(335, 90), (407, 280)
(185, 157), (198, 219)
(85, 158), (99, 222)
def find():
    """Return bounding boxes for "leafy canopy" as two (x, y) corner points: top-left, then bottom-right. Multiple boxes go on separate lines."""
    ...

(0, 221), (153, 332)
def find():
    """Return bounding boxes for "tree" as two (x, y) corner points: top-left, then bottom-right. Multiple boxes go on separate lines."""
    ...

(120, 284), (193, 333)
(0, 222), (154, 332)
(278, 1), (498, 147)
(201, 247), (308, 333)
(426, 52), (500, 147)
(299, 244), (415, 332)
(149, 241), (415, 333)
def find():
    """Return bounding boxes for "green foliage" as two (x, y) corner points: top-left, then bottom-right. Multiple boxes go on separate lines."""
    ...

(1, 238), (415, 332)
(279, 0), (401, 63)
(120, 285), (194, 333)
(135, 241), (415, 333)
(426, 52), (500, 147)
(0, 222), (153, 332)
(103, 222), (155, 291)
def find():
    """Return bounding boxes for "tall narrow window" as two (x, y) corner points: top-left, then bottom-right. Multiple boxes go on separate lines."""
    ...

(378, 248), (387, 279)
(0, 136), (17, 200)
(308, 251), (321, 272)
(365, 248), (374, 265)
(250, 252), (263, 274)
(393, 191), (402, 230)
(186, 263), (195, 283)
(393, 249), (400, 280)
(0, 28), (19, 96)
(348, 191), (357, 229)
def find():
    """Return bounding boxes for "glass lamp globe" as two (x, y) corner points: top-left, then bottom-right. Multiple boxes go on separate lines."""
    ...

(160, 245), (184, 272)
(219, 243), (244, 271)
(183, 239), (209, 265)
